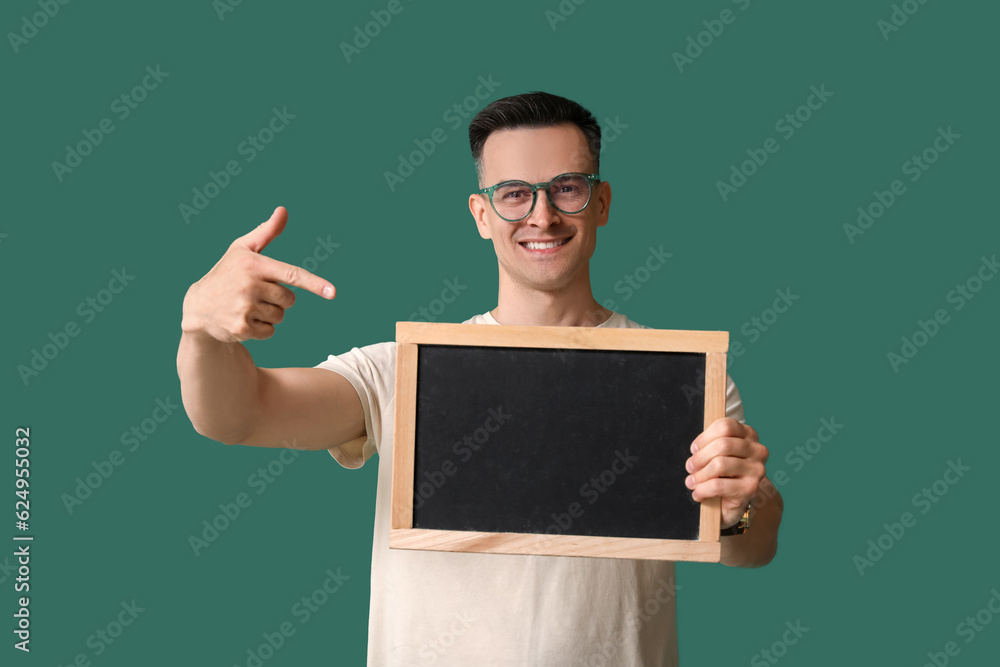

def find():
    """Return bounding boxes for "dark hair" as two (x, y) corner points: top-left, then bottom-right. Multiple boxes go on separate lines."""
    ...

(468, 91), (601, 185)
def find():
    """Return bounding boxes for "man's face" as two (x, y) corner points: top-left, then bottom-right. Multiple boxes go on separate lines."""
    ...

(469, 124), (611, 294)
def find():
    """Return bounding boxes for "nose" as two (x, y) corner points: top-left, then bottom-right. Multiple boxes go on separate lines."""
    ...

(525, 190), (561, 229)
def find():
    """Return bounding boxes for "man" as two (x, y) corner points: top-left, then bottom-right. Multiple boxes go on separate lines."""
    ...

(178, 91), (782, 665)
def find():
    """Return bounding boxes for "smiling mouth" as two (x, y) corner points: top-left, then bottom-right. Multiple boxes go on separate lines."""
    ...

(520, 238), (570, 250)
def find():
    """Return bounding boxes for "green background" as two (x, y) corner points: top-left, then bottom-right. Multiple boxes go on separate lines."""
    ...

(4, 0), (998, 664)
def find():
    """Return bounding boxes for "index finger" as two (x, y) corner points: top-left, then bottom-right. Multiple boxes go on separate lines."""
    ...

(258, 254), (335, 299)
(691, 417), (750, 452)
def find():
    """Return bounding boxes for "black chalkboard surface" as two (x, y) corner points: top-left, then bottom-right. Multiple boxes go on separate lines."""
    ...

(413, 345), (704, 540)
(390, 322), (729, 562)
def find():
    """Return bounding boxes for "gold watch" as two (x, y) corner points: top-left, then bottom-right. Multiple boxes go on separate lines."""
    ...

(720, 500), (752, 536)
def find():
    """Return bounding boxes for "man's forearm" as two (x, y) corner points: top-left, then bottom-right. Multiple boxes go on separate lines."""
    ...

(176, 331), (259, 445)
(720, 478), (783, 568)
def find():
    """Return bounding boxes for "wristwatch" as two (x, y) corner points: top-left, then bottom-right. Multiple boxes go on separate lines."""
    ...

(720, 500), (752, 536)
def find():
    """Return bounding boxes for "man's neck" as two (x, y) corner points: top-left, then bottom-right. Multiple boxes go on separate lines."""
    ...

(491, 275), (613, 327)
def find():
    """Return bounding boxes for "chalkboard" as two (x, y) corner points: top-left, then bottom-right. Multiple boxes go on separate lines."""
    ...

(390, 322), (729, 562)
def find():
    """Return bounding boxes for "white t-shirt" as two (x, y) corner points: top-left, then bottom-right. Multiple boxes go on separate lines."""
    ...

(316, 311), (744, 666)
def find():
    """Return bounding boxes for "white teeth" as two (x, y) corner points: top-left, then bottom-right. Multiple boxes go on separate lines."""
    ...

(523, 239), (568, 250)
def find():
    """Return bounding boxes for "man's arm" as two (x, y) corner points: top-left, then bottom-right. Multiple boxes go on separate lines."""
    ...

(720, 477), (783, 568)
(176, 207), (366, 450)
(685, 418), (783, 568)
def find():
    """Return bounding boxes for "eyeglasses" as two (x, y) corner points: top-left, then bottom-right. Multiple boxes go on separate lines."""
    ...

(476, 172), (600, 222)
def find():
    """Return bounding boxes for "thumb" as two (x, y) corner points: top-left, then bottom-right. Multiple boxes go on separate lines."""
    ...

(240, 206), (288, 254)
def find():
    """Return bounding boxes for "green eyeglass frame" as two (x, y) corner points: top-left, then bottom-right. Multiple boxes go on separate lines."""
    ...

(476, 172), (601, 222)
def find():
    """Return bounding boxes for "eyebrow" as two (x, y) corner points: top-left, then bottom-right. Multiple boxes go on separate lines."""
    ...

(493, 172), (580, 186)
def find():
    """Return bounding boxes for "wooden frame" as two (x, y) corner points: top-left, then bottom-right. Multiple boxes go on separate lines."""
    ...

(390, 322), (729, 562)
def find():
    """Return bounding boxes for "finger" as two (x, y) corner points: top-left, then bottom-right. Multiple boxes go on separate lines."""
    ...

(247, 319), (276, 340)
(258, 282), (297, 310)
(691, 417), (749, 453)
(687, 435), (758, 473)
(687, 444), (768, 476)
(689, 476), (756, 504)
(257, 254), (335, 299)
(227, 315), (276, 342)
(686, 455), (764, 487)
(253, 302), (286, 326)
(238, 206), (289, 254)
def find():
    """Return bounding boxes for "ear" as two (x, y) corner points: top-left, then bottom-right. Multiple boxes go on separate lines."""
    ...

(469, 193), (493, 240)
(594, 180), (611, 228)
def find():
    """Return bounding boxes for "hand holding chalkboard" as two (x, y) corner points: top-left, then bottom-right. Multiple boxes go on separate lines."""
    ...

(687, 418), (767, 529)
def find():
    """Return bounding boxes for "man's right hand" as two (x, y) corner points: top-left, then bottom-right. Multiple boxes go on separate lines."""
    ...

(177, 206), (365, 450)
(181, 206), (335, 343)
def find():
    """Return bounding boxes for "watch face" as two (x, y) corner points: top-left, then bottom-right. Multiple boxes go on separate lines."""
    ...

(723, 509), (750, 535)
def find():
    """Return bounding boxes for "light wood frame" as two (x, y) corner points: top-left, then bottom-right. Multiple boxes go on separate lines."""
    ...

(390, 322), (729, 562)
